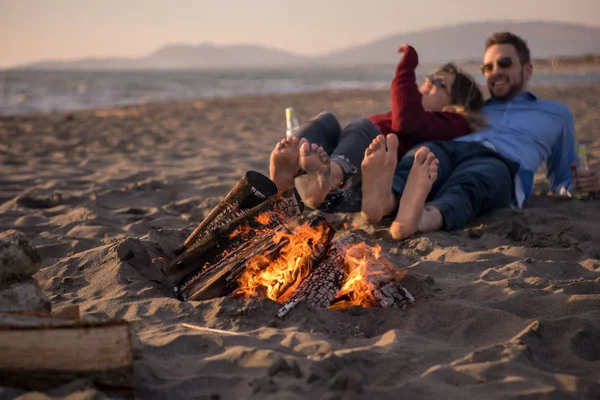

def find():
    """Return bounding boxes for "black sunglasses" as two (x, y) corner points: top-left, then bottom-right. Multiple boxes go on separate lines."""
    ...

(480, 57), (513, 74)
(425, 74), (448, 89)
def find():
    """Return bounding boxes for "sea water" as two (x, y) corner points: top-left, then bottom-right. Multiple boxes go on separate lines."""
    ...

(1, 67), (599, 116)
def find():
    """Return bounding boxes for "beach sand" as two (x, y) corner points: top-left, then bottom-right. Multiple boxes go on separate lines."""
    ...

(1, 85), (599, 399)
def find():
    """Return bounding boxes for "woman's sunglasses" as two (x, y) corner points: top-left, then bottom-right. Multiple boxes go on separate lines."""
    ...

(480, 57), (513, 74)
(425, 75), (448, 89)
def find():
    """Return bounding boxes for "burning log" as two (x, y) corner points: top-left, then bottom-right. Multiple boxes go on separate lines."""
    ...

(276, 244), (346, 318)
(259, 216), (336, 303)
(329, 234), (415, 310)
(178, 224), (289, 301)
(184, 216), (336, 302)
(234, 216), (335, 303)
(164, 188), (303, 294)
(276, 233), (416, 317)
(179, 170), (280, 254)
(164, 171), (414, 315)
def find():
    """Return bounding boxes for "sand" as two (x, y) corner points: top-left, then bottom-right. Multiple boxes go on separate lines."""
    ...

(1, 85), (599, 400)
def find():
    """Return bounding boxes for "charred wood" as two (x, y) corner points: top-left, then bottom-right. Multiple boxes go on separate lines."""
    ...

(277, 244), (346, 318)
(165, 189), (303, 293)
(179, 171), (279, 254)
(181, 216), (335, 302)
(271, 216), (336, 303)
(179, 225), (289, 301)
(330, 234), (415, 309)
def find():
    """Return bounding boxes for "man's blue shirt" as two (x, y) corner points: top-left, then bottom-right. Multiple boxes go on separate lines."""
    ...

(455, 91), (577, 206)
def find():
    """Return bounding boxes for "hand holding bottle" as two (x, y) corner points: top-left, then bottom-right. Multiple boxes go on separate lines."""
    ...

(574, 166), (600, 196)
(572, 143), (600, 199)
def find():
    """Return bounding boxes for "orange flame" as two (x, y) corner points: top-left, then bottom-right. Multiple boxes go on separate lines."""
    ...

(330, 243), (402, 309)
(228, 211), (278, 240)
(255, 212), (276, 226)
(232, 217), (400, 309)
(235, 221), (329, 302)
(228, 223), (255, 240)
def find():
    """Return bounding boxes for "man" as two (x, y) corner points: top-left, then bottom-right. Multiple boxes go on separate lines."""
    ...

(360, 31), (600, 240)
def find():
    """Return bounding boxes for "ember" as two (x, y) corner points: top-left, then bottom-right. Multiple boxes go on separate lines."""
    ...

(165, 171), (414, 317)
(333, 243), (386, 309)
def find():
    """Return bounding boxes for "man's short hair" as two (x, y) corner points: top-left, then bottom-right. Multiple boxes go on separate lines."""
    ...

(485, 32), (531, 66)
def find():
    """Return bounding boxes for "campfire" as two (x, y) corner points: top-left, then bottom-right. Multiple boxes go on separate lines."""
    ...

(165, 171), (414, 318)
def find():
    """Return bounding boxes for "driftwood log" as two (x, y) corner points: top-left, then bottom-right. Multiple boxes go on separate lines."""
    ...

(0, 311), (134, 398)
(165, 188), (303, 294)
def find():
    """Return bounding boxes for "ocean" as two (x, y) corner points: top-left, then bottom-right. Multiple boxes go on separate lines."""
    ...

(1, 67), (599, 116)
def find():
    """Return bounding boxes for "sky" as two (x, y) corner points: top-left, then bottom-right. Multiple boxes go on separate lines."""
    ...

(1, 0), (599, 68)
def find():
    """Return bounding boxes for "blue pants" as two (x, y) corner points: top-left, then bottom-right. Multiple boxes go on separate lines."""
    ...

(294, 111), (380, 183)
(392, 141), (518, 231)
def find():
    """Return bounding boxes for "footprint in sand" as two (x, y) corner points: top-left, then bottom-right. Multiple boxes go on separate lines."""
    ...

(360, 134), (399, 224)
(94, 180), (176, 209)
(390, 147), (439, 240)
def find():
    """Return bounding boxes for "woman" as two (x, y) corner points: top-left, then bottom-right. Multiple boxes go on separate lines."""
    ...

(269, 43), (484, 214)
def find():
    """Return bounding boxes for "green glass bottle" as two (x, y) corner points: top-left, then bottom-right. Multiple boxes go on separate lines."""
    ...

(573, 143), (590, 200)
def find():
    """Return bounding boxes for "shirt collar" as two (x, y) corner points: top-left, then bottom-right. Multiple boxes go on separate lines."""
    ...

(484, 90), (537, 105)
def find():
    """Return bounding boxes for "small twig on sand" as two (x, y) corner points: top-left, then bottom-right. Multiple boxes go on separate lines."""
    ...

(181, 323), (252, 336)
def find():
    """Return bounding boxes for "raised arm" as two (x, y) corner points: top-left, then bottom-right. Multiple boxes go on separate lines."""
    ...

(546, 107), (578, 195)
(390, 44), (421, 133)
(390, 45), (470, 139)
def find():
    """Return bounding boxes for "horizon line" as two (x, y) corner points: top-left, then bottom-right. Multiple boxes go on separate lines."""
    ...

(5, 18), (600, 69)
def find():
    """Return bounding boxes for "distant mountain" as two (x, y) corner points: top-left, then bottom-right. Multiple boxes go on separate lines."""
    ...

(141, 42), (306, 68)
(313, 20), (600, 66)
(21, 42), (305, 70)
(17, 20), (600, 70)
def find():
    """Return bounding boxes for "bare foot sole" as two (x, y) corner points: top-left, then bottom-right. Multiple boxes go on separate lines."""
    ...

(360, 134), (399, 224)
(390, 147), (439, 240)
(269, 137), (304, 191)
(298, 141), (331, 208)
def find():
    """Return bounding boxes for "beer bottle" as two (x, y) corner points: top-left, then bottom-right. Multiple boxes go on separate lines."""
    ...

(573, 143), (590, 200)
(285, 107), (300, 137)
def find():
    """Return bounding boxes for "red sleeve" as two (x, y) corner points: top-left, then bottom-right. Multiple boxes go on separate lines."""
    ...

(391, 45), (471, 140)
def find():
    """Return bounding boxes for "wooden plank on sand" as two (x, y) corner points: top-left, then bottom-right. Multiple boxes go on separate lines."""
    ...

(0, 314), (135, 398)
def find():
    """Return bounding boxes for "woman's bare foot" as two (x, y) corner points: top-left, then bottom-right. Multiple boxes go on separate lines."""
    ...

(269, 136), (304, 192)
(360, 134), (400, 224)
(298, 141), (332, 208)
(390, 147), (439, 240)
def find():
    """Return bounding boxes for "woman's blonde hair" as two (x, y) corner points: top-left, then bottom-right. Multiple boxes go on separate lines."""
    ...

(436, 63), (487, 131)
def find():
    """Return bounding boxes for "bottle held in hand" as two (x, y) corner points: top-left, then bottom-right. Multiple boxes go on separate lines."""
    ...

(573, 143), (591, 200)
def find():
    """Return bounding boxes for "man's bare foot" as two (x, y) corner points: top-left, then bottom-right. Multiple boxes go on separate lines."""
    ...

(360, 134), (399, 224)
(298, 141), (332, 208)
(390, 147), (439, 240)
(269, 136), (304, 192)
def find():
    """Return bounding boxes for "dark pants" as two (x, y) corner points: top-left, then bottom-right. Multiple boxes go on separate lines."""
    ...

(294, 111), (381, 184)
(294, 113), (517, 231)
(391, 141), (518, 231)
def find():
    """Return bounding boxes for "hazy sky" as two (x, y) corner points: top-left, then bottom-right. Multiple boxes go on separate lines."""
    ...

(1, 0), (599, 68)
